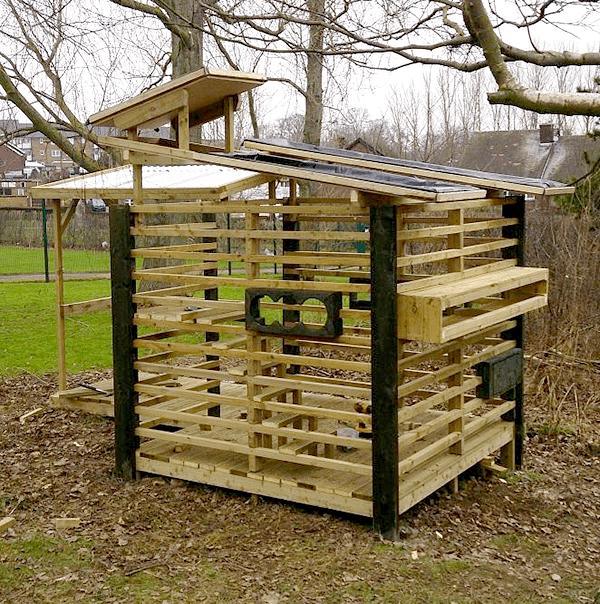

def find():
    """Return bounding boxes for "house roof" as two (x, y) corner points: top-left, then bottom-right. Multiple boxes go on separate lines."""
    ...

(345, 138), (384, 156)
(456, 129), (600, 185)
(31, 164), (271, 200)
(1, 142), (25, 157)
(88, 68), (266, 131)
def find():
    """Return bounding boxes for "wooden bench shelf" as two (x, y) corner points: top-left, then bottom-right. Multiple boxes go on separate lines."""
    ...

(398, 266), (548, 343)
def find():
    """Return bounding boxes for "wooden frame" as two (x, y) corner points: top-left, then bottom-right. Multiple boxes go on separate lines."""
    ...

(35, 69), (570, 537)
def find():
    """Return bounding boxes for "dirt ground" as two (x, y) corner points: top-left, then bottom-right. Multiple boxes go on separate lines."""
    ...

(1, 369), (599, 603)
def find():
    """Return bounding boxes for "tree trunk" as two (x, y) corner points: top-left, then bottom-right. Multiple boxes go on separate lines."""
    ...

(302, 0), (324, 147)
(163, 0), (204, 78)
(300, 0), (325, 206)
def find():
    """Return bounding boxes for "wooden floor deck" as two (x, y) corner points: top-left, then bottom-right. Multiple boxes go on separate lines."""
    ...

(51, 378), (513, 518)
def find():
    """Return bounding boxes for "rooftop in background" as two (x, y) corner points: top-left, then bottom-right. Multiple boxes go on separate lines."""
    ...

(456, 126), (600, 185)
(88, 68), (266, 132)
(31, 164), (271, 201)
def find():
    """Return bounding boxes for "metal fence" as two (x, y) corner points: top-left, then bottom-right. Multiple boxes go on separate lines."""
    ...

(0, 206), (110, 280)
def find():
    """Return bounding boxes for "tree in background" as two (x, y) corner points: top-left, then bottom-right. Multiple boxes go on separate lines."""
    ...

(3, 0), (600, 170)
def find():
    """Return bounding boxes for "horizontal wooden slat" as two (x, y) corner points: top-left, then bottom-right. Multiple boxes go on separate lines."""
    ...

(464, 400), (515, 437)
(133, 338), (372, 372)
(62, 297), (111, 317)
(132, 272), (371, 293)
(396, 238), (517, 268)
(441, 295), (547, 342)
(398, 409), (463, 453)
(130, 201), (364, 215)
(396, 217), (518, 241)
(135, 426), (371, 476)
(398, 340), (514, 398)
(398, 377), (480, 424)
(397, 259), (517, 293)
(399, 432), (462, 475)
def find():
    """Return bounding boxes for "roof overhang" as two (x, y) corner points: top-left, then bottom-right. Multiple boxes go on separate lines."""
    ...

(94, 136), (487, 202)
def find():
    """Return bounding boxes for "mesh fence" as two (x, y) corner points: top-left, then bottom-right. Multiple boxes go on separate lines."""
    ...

(0, 207), (110, 278)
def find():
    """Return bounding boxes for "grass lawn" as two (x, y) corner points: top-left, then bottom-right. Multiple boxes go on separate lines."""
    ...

(0, 281), (113, 376)
(0, 246), (110, 275)
(0, 281), (250, 377)
(0, 276), (336, 378)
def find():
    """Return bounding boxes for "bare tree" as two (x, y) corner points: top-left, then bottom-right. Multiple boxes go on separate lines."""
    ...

(0, 0), (172, 170)
(3, 0), (600, 174)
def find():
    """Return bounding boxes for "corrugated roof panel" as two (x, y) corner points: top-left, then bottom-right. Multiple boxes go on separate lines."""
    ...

(32, 164), (264, 199)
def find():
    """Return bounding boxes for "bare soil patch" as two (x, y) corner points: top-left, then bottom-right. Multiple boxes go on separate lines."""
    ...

(1, 370), (599, 603)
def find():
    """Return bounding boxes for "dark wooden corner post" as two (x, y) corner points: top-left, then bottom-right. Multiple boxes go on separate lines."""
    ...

(110, 204), (139, 480)
(502, 195), (526, 469)
(370, 198), (399, 539)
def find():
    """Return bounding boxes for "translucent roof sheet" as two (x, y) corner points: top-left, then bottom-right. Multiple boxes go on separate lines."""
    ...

(32, 164), (266, 200)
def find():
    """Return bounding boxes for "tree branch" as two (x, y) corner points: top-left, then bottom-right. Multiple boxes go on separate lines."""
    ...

(0, 60), (101, 172)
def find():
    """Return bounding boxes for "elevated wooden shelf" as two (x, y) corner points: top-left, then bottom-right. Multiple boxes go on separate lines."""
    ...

(398, 266), (548, 343)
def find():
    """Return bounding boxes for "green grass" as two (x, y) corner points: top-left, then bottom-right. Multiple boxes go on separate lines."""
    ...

(0, 282), (251, 377)
(0, 533), (91, 590)
(0, 278), (350, 378)
(1, 246), (110, 275)
(0, 280), (112, 376)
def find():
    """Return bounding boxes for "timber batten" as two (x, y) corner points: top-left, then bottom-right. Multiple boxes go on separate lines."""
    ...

(36, 69), (570, 534)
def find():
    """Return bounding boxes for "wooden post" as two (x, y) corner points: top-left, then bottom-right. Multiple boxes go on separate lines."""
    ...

(205, 203), (220, 412)
(246, 208), (263, 471)
(447, 208), (464, 455)
(370, 200), (399, 540)
(502, 195), (525, 469)
(283, 179), (300, 370)
(110, 205), (138, 480)
(52, 199), (67, 391)
(224, 96), (235, 152)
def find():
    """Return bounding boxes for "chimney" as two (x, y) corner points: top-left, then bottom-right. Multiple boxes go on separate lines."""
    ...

(539, 124), (555, 144)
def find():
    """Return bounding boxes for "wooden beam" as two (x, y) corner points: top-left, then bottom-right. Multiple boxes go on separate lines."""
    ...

(97, 135), (485, 201)
(370, 199), (399, 540)
(61, 199), (79, 234)
(113, 88), (189, 131)
(110, 205), (138, 480)
(188, 95), (240, 129)
(224, 96), (236, 152)
(243, 139), (574, 196)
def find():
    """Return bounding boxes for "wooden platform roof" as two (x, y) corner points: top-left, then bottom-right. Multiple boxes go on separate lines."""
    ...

(31, 164), (271, 200)
(88, 68), (266, 131)
(244, 138), (574, 196)
(96, 135), (487, 201)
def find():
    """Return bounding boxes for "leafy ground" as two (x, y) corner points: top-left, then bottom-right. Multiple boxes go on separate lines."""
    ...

(1, 370), (599, 603)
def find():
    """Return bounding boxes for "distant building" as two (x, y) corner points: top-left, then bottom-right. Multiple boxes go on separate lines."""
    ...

(457, 125), (600, 187)
(0, 141), (26, 175)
